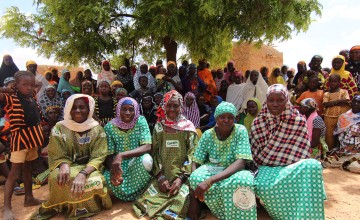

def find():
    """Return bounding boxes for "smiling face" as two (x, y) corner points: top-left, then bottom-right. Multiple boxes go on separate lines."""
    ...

(120, 104), (135, 123)
(70, 98), (90, 123)
(82, 82), (93, 95)
(165, 97), (181, 121)
(266, 92), (287, 116)
(141, 97), (153, 110)
(46, 87), (56, 99)
(216, 113), (235, 132)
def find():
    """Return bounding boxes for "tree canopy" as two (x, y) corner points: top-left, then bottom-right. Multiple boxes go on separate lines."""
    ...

(0, 0), (322, 68)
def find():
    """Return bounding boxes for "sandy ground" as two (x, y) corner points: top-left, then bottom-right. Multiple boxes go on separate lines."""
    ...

(0, 168), (359, 220)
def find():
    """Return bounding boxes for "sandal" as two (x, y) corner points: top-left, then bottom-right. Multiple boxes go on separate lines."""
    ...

(13, 186), (25, 195)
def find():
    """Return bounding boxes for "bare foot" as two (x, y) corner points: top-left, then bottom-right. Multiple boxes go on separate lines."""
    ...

(24, 197), (44, 207)
(3, 208), (18, 220)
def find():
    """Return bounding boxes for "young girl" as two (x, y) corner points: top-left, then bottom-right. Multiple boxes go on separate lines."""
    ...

(242, 98), (262, 133)
(296, 75), (324, 115)
(94, 80), (117, 126)
(268, 67), (285, 85)
(0, 71), (44, 220)
(183, 92), (200, 128)
(323, 73), (351, 149)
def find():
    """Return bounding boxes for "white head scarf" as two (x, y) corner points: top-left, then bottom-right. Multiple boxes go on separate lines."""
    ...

(58, 94), (99, 132)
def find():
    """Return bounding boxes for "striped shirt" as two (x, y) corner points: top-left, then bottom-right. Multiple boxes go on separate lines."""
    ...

(3, 93), (44, 152)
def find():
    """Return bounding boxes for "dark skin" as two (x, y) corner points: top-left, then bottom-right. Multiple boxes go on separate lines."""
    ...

(62, 91), (71, 101)
(106, 104), (151, 186)
(267, 92), (288, 116)
(47, 108), (61, 126)
(98, 81), (112, 100)
(247, 100), (258, 116)
(185, 96), (194, 107)
(139, 77), (149, 89)
(234, 75), (242, 84)
(299, 106), (321, 149)
(45, 72), (53, 81)
(142, 97), (153, 110)
(154, 95), (163, 106)
(140, 64), (148, 74)
(332, 58), (344, 71)
(310, 58), (322, 71)
(103, 62), (110, 71)
(323, 75), (349, 107)
(46, 87), (56, 99)
(115, 91), (127, 101)
(163, 64), (182, 91)
(81, 82), (93, 95)
(27, 64), (37, 75)
(63, 72), (71, 82)
(250, 71), (259, 85)
(307, 77), (319, 92)
(200, 96), (219, 131)
(273, 68), (281, 77)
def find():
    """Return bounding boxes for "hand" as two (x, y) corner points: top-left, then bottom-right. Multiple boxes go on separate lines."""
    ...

(110, 154), (123, 186)
(194, 180), (211, 202)
(57, 163), (70, 187)
(169, 178), (182, 196)
(158, 177), (171, 193)
(71, 172), (87, 198)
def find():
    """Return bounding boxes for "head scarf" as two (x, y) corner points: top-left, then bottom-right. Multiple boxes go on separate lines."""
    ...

(250, 84), (310, 167)
(57, 69), (74, 94)
(350, 45), (360, 52)
(0, 55), (19, 87)
(117, 66), (132, 84)
(110, 97), (140, 130)
(25, 60), (37, 67)
(97, 60), (115, 86)
(309, 55), (323, 70)
(330, 55), (350, 79)
(268, 67), (281, 86)
(3, 77), (14, 87)
(115, 87), (128, 96)
(167, 61), (177, 67)
(300, 98), (318, 110)
(214, 102), (237, 118)
(243, 98), (262, 132)
(183, 92), (200, 128)
(156, 90), (196, 133)
(58, 94), (99, 132)
(111, 80), (123, 87)
(38, 85), (63, 115)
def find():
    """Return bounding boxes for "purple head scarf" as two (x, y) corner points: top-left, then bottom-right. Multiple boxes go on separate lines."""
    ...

(111, 97), (140, 129)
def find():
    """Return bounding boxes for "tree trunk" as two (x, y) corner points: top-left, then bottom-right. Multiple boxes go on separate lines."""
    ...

(163, 36), (178, 63)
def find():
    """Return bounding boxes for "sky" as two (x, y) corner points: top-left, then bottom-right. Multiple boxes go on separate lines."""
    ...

(0, 0), (359, 70)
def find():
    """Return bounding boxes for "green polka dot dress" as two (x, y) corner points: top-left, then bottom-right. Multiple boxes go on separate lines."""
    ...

(103, 116), (152, 201)
(189, 124), (257, 220)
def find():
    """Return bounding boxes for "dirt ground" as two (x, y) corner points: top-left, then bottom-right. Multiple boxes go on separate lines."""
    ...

(0, 168), (359, 220)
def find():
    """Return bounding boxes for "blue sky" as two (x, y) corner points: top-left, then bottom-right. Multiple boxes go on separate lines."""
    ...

(0, 0), (359, 70)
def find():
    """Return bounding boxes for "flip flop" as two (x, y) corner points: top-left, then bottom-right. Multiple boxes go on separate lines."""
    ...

(13, 186), (25, 195)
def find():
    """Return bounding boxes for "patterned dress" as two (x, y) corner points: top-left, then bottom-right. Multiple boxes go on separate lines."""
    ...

(189, 124), (256, 220)
(133, 123), (198, 219)
(33, 124), (112, 220)
(103, 116), (152, 201)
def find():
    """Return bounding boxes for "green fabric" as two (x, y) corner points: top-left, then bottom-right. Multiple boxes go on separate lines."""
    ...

(103, 116), (152, 201)
(243, 98), (261, 133)
(214, 101), (237, 118)
(133, 122), (198, 219)
(33, 124), (112, 220)
(71, 86), (81, 93)
(255, 159), (326, 220)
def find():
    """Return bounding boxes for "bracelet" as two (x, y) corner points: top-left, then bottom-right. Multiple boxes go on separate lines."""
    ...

(179, 174), (187, 183)
(79, 170), (89, 177)
(157, 175), (166, 182)
(204, 179), (212, 187)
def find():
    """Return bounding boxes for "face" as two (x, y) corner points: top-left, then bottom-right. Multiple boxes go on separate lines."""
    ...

(210, 97), (219, 107)
(84, 70), (91, 78)
(111, 84), (122, 93)
(350, 50), (360, 61)
(297, 63), (306, 72)
(216, 70), (224, 79)
(227, 63), (234, 72)
(220, 80), (229, 90)
(103, 63), (110, 71)
(329, 76), (340, 90)
(299, 105), (310, 115)
(76, 71), (83, 79)
(45, 72), (52, 81)
(185, 96), (194, 107)
(142, 97), (153, 109)
(63, 72), (71, 81)
(3, 56), (13, 66)
(247, 101), (258, 116)
(273, 68), (280, 77)
(250, 72), (259, 85)
(234, 75), (242, 84)
(6, 82), (14, 89)
(119, 67), (127, 76)
(70, 98), (90, 123)
(15, 75), (36, 97)
(115, 92), (126, 101)
(46, 88), (56, 99)
(47, 108), (60, 122)
(51, 69), (58, 77)
(332, 58), (343, 70)
(281, 66), (288, 74)
(120, 104), (135, 123)
(42, 125), (51, 139)
(154, 95), (163, 105)
(139, 77), (148, 88)
(287, 70), (294, 78)
(216, 113), (235, 131)
(167, 64), (177, 76)
(179, 67), (186, 77)
(311, 58), (322, 68)
(82, 82), (92, 94)
(308, 78), (318, 90)
(165, 97), (181, 120)
(260, 68), (268, 77)
(266, 92), (287, 116)
(27, 64), (37, 75)
(149, 68), (156, 77)
(198, 96), (206, 106)
(99, 81), (110, 94)
(62, 91), (71, 100)
(140, 64), (148, 74)
(340, 51), (349, 61)
(351, 97), (360, 114)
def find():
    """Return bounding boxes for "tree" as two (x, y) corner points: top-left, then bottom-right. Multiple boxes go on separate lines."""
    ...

(0, 0), (321, 68)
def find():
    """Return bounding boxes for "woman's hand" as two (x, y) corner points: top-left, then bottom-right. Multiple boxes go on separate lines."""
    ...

(158, 177), (171, 193)
(110, 154), (123, 186)
(71, 172), (87, 198)
(57, 163), (70, 186)
(169, 177), (182, 196)
(194, 180), (211, 202)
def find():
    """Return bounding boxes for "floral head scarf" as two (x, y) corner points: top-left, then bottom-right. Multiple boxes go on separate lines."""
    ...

(183, 92), (200, 128)
(214, 101), (237, 118)
(110, 97), (140, 130)
(300, 98), (318, 111)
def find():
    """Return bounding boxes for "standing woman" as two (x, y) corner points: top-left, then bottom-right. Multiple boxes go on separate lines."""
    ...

(70, 71), (84, 93)
(97, 60), (115, 87)
(250, 84), (325, 219)
(33, 94), (112, 219)
(57, 69), (74, 95)
(133, 90), (198, 219)
(189, 102), (256, 220)
(104, 97), (153, 201)
(0, 55), (19, 87)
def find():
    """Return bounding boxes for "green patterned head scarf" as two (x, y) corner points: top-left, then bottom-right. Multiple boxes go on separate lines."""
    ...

(214, 101), (237, 118)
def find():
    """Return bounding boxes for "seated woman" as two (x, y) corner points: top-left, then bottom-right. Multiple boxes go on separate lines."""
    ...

(103, 97), (153, 201)
(189, 102), (256, 220)
(37, 85), (63, 120)
(250, 84), (325, 219)
(33, 94), (111, 219)
(299, 98), (328, 160)
(133, 90), (198, 219)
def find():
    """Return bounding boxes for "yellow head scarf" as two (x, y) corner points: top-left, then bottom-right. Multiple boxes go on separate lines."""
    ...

(110, 80), (123, 87)
(330, 55), (350, 79)
(26, 60), (37, 67)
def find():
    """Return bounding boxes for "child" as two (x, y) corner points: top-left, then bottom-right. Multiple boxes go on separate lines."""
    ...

(140, 93), (157, 133)
(94, 80), (117, 126)
(153, 92), (163, 107)
(44, 71), (57, 87)
(115, 88), (128, 101)
(0, 71), (44, 220)
(323, 73), (351, 149)
(296, 75), (324, 115)
(130, 75), (152, 102)
(215, 69), (224, 91)
(268, 67), (285, 86)
(217, 80), (229, 100)
(242, 98), (262, 133)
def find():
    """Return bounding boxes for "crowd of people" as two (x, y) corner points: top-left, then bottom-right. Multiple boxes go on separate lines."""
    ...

(0, 45), (359, 220)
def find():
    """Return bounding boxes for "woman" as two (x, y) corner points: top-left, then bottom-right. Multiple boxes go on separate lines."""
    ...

(140, 93), (157, 134)
(133, 90), (198, 219)
(0, 54), (18, 87)
(81, 80), (94, 96)
(116, 66), (134, 94)
(198, 59), (217, 102)
(97, 60), (115, 86)
(115, 88), (128, 101)
(37, 85), (63, 119)
(226, 71), (245, 110)
(57, 69), (74, 95)
(268, 67), (285, 86)
(243, 98), (261, 133)
(70, 71), (84, 93)
(33, 94), (112, 219)
(250, 84), (325, 219)
(189, 102), (256, 220)
(183, 92), (200, 128)
(299, 98), (328, 160)
(104, 97), (153, 201)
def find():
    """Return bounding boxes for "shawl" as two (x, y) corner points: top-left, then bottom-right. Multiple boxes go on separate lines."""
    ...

(183, 92), (200, 128)
(110, 97), (140, 130)
(38, 85), (63, 114)
(0, 55), (18, 87)
(198, 68), (217, 101)
(226, 83), (246, 110)
(250, 84), (310, 167)
(133, 67), (156, 90)
(330, 55), (350, 79)
(116, 66), (133, 84)
(268, 67), (285, 86)
(238, 73), (268, 112)
(156, 90), (196, 133)
(58, 94), (99, 132)
(57, 69), (74, 94)
(97, 60), (115, 86)
(243, 98), (261, 133)
(334, 109), (360, 135)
